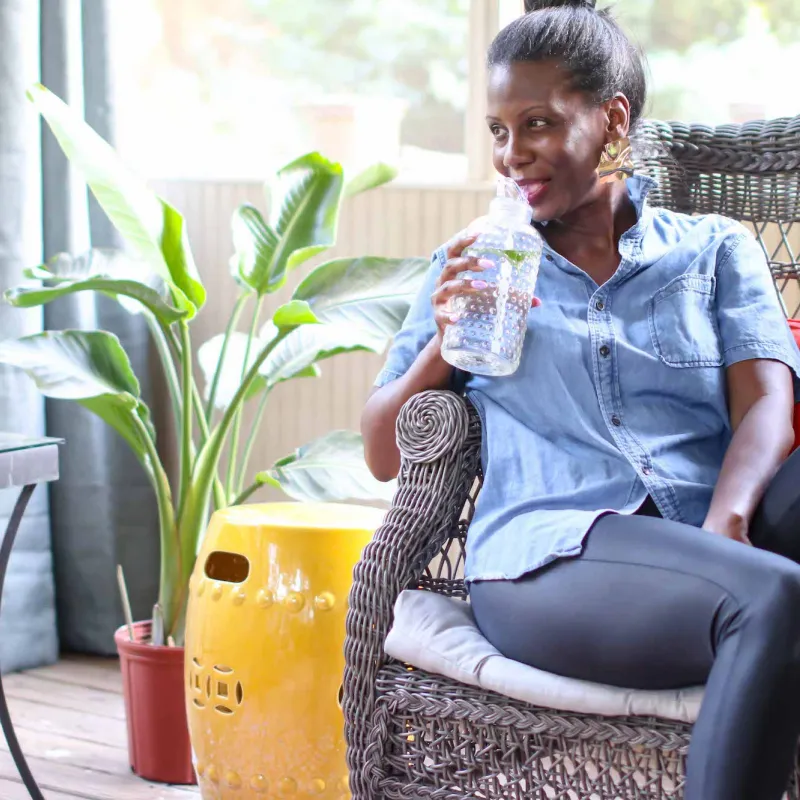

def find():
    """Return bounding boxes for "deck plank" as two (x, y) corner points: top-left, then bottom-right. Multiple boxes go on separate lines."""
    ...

(0, 776), (77, 799)
(1, 657), (201, 799)
(0, 750), (197, 799)
(24, 656), (123, 695)
(4, 673), (126, 720)
(6, 697), (129, 750)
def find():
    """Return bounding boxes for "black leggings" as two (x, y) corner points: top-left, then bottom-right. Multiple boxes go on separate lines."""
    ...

(470, 448), (800, 800)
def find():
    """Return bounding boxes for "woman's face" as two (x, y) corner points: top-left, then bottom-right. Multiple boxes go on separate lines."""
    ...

(486, 59), (621, 222)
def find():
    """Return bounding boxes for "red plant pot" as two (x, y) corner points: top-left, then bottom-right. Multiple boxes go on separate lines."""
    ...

(115, 622), (196, 785)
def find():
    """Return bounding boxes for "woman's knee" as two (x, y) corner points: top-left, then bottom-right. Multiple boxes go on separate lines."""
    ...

(744, 557), (800, 639)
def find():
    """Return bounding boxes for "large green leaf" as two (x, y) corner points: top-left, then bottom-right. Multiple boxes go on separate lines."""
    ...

(198, 332), (268, 410)
(258, 256), (427, 385)
(272, 300), (320, 328)
(262, 430), (395, 503)
(344, 162), (398, 198)
(265, 153), (345, 291)
(0, 331), (155, 462)
(293, 256), (429, 334)
(229, 204), (280, 295)
(260, 322), (378, 386)
(27, 84), (205, 314)
(198, 301), (321, 410)
(5, 250), (187, 324)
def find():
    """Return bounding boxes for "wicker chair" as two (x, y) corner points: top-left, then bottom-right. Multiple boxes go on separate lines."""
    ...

(343, 116), (800, 800)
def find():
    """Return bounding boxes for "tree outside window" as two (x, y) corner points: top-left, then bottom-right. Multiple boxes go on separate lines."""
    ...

(110, 0), (800, 183)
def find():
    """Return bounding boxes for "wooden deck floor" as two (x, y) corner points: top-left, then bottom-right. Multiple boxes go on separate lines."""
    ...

(1, 655), (200, 799)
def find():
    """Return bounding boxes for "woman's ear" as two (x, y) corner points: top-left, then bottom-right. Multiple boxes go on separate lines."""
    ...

(604, 94), (631, 143)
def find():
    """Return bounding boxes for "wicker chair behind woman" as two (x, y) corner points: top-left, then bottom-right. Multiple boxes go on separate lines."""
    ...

(343, 115), (800, 800)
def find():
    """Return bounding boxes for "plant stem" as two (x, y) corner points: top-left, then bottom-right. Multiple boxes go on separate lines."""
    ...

(145, 315), (181, 434)
(226, 296), (263, 500)
(129, 409), (182, 637)
(237, 386), (271, 493)
(176, 327), (294, 600)
(232, 482), (261, 507)
(178, 321), (194, 512)
(161, 322), (226, 511)
(206, 293), (248, 420)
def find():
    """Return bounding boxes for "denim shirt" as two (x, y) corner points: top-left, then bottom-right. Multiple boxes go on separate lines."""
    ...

(375, 175), (800, 583)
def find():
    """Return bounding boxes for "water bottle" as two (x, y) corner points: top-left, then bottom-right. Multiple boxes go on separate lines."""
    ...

(441, 177), (544, 377)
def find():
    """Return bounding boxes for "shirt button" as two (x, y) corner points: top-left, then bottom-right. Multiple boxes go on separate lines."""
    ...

(611, 415), (622, 427)
(599, 345), (610, 357)
(642, 466), (652, 476)
(545, 254), (554, 262)
(595, 300), (605, 311)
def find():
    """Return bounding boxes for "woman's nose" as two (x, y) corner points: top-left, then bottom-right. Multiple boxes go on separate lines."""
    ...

(503, 135), (533, 170)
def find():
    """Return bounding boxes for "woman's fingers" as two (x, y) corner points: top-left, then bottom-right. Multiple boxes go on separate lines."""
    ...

(445, 233), (479, 261)
(432, 275), (483, 332)
(434, 307), (460, 330)
(434, 278), (479, 304)
(440, 256), (493, 286)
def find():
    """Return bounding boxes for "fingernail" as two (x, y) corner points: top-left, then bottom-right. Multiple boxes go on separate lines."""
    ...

(471, 280), (488, 289)
(449, 312), (460, 322)
(478, 258), (494, 269)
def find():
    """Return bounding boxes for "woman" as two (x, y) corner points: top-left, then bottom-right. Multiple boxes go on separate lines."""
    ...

(362, 1), (800, 798)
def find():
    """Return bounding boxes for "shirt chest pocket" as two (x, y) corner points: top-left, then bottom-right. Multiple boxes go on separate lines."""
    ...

(648, 273), (724, 368)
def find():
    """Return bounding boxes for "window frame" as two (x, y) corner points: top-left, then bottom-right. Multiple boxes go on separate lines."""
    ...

(465, 0), (524, 183)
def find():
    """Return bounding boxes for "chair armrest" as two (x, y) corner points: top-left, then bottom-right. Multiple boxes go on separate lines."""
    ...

(343, 389), (482, 790)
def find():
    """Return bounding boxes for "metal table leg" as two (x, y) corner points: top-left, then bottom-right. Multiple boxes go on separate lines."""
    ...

(0, 485), (45, 800)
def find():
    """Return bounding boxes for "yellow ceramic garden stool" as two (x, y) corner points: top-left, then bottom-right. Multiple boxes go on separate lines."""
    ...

(185, 502), (384, 800)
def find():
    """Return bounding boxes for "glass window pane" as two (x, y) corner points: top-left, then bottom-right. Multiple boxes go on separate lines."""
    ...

(110, 0), (470, 182)
(614, 0), (800, 123)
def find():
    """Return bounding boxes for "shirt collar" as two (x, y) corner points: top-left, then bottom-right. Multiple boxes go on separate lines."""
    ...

(626, 174), (657, 220)
(538, 174), (658, 278)
(537, 173), (657, 230)
(539, 174), (657, 250)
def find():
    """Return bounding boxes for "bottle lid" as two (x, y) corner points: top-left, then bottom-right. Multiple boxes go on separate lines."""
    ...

(490, 177), (533, 223)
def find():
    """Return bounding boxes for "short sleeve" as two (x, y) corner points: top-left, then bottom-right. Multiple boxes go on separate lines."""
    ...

(715, 227), (800, 394)
(374, 247), (445, 388)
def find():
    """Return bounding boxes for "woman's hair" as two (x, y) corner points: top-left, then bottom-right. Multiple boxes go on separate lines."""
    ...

(487, 0), (647, 130)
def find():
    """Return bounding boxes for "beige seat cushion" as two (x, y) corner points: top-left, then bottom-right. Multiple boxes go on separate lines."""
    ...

(385, 589), (704, 724)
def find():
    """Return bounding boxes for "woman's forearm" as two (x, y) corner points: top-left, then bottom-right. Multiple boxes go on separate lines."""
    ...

(704, 394), (794, 533)
(361, 333), (453, 481)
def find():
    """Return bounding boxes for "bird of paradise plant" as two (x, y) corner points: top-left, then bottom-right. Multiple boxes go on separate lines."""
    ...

(0, 85), (427, 645)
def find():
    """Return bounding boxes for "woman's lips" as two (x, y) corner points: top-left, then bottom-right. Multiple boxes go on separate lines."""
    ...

(516, 179), (550, 205)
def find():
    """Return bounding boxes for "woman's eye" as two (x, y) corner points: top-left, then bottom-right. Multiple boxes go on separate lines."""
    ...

(527, 118), (547, 130)
(489, 125), (507, 139)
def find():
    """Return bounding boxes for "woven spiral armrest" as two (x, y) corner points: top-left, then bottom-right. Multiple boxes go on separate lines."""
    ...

(343, 390), (482, 796)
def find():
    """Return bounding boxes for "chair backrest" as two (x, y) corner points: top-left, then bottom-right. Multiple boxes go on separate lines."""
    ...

(638, 117), (800, 314)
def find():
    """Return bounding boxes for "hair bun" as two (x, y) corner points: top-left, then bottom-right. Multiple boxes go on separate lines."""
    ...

(524, 0), (596, 11)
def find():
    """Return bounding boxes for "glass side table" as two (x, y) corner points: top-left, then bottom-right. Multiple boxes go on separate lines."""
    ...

(0, 433), (62, 800)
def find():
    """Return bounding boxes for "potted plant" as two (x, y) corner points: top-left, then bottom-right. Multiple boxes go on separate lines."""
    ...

(0, 84), (427, 784)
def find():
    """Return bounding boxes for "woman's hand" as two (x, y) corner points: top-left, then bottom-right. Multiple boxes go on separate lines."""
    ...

(702, 513), (752, 546)
(431, 233), (488, 334)
(702, 359), (794, 549)
(431, 231), (542, 335)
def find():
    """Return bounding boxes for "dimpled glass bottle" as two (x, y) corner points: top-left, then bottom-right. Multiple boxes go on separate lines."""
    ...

(441, 178), (543, 377)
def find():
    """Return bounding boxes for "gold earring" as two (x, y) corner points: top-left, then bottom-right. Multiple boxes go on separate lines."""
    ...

(597, 137), (635, 181)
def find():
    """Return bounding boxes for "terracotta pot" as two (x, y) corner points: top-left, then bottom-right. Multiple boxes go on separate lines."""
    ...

(115, 621), (196, 785)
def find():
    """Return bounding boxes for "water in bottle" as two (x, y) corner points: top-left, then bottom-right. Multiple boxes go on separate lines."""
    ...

(441, 177), (543, 377)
